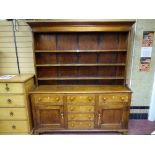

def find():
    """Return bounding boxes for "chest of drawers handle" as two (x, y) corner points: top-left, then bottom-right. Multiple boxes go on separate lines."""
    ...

(10, 112), (14, 117)
(12, 125), (16, 129)
(7, 99), (12, 103)
(5, 83), (10, 91)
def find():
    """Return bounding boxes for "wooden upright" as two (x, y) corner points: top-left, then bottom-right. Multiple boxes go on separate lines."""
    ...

(28, 20), (135, 134)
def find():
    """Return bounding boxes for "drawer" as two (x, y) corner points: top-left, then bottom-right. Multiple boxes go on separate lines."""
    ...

(67, 105), (94, 113)
(0, 83), (24, 94)
(67, 95), (95, 105)
(99, 94), (129, 103)
(68, 114), (94, 121)
(33, 94), (63, 105)
(0, 108), (27, 120)
(0, 121), (29, 133)
(68, 121), (94, 129)
(0, 95), (25, 107)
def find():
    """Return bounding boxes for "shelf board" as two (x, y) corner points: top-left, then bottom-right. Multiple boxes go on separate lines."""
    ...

(34, 49), (127, 53)
(36, 63), (126, 67)
(38, 77), (125, 80)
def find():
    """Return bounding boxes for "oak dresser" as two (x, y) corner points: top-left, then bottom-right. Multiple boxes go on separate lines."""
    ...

(27, 21), (134, 134)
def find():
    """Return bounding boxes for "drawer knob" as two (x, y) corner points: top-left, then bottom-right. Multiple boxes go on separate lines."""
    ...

(103, 97), (106, 101)
(38, 98), (42, 102)
(55, 97), (60, 101)
(88, 123), (91, 127)
(12, 125), (16, 129)
(88, 115), (91, 120)
(70, 107), (74, 111)
(7, 99), (12, 103)
(5, 83), (10, 91)
(70, 97), (75, 101)
(87, 97), (93, 101)
(61, 113), (64, 119)
(71, 123), (74, 127)
(121, 97), (125, 101)
(10, 112), (14, 117)
(89, 108), (92, 112)
(98, 114), (101, 126)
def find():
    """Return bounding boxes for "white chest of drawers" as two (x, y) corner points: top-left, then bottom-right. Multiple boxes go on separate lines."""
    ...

(0, 74), (34, 134)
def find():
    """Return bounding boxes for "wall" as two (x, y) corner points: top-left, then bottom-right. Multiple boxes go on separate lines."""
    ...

(0, 20), (34, 74)
(129, 19), (155, 117)
(0, 19), (155, 117)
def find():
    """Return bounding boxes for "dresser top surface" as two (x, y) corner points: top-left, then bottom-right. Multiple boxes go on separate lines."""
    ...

(0, 74), (34, 83)
(30, 85), (131, 94)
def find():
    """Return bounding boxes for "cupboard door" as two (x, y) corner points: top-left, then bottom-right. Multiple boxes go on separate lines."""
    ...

(96, 103), (129, 130)
(34, 105), (64, 129)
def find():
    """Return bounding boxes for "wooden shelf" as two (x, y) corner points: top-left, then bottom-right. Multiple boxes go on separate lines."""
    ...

(35, 49), (127, 53)
(36, 63), (126, 67)
(38, 77), (125, 80)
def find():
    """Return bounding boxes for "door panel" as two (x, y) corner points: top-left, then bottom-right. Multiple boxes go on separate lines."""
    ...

(97, 104), (129, 130)
(35, 105), (64, 129)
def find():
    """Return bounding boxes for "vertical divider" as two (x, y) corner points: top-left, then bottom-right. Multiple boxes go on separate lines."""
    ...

(77, 33), (80, 84)
(56, 34), (60, 84)
(96, 33), (100, 84)
(115, 32), (120, 85)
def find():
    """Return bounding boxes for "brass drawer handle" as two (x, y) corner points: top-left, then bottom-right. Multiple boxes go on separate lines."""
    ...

(5, 83), (10, 91)
(71, 116), (75, 120)
(120, 97), (125, 101)
(103, 97), (106, 102)
(10, 112), (14, 117)
(38, 98), (42, 102)
(71, 123), (74, 127)
(98, 114), (101, 126)
(7, 99), (12, 103)
(88, 108), (92, 112)
(55, 97), (60, 101)
(61, 113), (64, 119)
(70, 107), (74, 111)
(87, 96), (93, 101)
(88, 123), (91, 127)
(88, 115), (92, 120)
(12, 125), (16, 129)
(69, 96), (75, 101)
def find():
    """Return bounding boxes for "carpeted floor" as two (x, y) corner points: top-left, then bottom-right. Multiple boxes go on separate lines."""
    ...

(128, 119), (155, 135)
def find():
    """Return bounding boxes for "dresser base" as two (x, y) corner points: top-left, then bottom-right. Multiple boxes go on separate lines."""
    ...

(33, 129), (128, 135)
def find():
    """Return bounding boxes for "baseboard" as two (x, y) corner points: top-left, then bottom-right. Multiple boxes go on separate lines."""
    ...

(129, 106), (149, 119)
(129, 113), (148, 119)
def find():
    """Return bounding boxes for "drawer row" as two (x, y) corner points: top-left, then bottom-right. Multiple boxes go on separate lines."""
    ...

(0, 121), (29, 133)
(0, 95), (26, 107)
(32, 94), (130, 105)
(0, 108), (27, 120)
(68, 121), (94, 129)
(0, 83), (24, 94)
